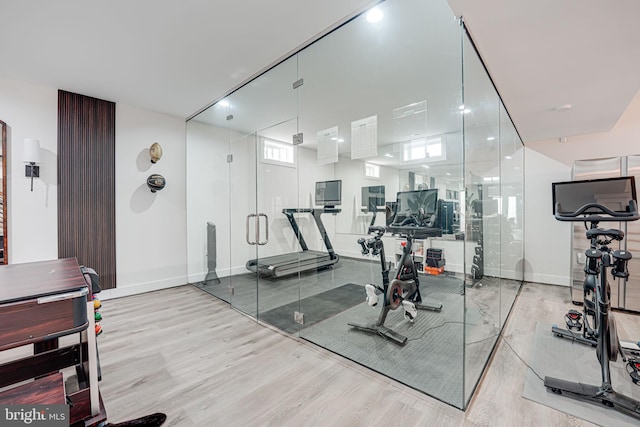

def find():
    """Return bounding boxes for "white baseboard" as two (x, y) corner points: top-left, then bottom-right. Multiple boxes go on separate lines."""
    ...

(187, 267), (232, 284)
(98, 275), (189, 300)
(524, 272), (569, 286)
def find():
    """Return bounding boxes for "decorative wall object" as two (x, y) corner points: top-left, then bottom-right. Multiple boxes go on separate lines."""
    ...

(147, 174), (166, 192)
(58, 90), (116, 290)
(149, 142), (163, 163)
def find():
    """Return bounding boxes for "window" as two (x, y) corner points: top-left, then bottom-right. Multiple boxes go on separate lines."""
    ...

(364, 162), (380, 178)
(262, 138), (295, 166)
(403, 139), (425, 161)
(402, 137), (445, 162)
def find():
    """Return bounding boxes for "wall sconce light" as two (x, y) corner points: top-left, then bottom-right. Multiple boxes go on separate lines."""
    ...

(23, 138), (41, 192)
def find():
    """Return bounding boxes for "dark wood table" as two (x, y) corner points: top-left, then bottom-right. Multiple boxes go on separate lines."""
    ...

(0, 258), (107, 426)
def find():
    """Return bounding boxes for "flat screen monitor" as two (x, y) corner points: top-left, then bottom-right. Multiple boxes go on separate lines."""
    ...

(361, 185), (385, 211)
(315, 180), (342, 207)
(552, 176), (637, 215)
(394, 189), (438, 223)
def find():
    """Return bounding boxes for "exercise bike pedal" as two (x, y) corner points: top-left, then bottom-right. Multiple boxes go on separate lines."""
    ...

(402, 301), (417, 322)
(565, 309), (583, 331)
(365, 284), (379, 307)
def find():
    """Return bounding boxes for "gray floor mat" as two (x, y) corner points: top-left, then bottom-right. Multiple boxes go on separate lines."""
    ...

(258, 283), (365, 333)
(300, 275), (467, 408)
(523, 323), (640, 427)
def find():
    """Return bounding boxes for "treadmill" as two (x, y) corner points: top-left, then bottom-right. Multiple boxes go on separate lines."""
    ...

(246, 208), (341, 278)
(246, 180), (342, 278)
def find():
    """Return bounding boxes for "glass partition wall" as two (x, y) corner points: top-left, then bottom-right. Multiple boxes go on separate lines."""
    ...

(187, 0), (523, 410)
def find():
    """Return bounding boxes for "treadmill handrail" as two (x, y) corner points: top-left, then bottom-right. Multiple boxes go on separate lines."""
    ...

(281, 207), (341, 259)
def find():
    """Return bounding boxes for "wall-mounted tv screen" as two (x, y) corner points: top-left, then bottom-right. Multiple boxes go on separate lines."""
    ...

(315, 180), (342, 207)
(552, 176), (637, 215)
(394, 189), (438, 223)
(361, 185), (385, 211)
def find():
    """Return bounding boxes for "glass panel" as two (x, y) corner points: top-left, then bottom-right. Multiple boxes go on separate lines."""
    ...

(255, 118), (302, 330)
(186, 101), (233, 303)
(499, 103), (524, 327)
(297, 0), (466, 408)
(462, 32), (502, 406)
(225, 56), (298, 320)
(185, 0), (526, 410)
(228, 129), (259, 317)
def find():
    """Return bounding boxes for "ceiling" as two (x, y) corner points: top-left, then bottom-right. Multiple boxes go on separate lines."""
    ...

(2, 0), (640, 144)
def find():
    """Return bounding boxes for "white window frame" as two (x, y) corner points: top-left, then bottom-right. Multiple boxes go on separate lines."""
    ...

(261, 138), (296, 168)
(364, 162), (380, 179)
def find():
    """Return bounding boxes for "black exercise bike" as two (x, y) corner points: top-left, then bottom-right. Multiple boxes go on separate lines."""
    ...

(546, 177), (640, 420)
(348, 225), (442, 346)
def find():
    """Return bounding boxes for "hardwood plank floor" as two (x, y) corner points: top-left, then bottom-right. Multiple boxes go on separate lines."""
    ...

(96, 282), (639, 426)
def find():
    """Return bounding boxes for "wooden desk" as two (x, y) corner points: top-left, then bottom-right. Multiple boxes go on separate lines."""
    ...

(0, 258), (89, 351)
(0, 258), (107, 426)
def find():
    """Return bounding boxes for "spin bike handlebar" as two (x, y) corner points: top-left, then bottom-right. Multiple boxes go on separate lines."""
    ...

(554, 200), (640, 223)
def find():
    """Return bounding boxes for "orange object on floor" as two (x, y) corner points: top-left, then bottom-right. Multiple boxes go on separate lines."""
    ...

(424, 266), (445, 275)
(95, 324), (103, 336)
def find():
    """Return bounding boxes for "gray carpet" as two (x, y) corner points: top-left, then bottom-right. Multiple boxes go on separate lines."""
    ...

(258, 283), (366, 333)
(523, 323), (640, 427)
(300, 274), (468, 408)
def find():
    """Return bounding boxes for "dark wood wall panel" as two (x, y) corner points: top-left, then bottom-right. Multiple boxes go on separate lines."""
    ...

(58, 91), (116, 289)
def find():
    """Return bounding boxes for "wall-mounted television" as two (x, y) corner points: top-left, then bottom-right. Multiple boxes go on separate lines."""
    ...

(361, 185), (385, 212)
(315, 180), (342, 208)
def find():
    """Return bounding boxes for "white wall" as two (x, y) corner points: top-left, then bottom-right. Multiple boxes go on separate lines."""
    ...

(524, 90), (640, 286)
(0, 77), (188, 299)
(0, 77), (58, 263)
(185, 121), (231, 282)
(108, 104), (187, 298)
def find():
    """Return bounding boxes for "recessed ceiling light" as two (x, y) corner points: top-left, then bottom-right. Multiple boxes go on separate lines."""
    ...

(219, 100), (229, 107)
(384, 153), (394, 158)
(458, 105), (465, 110)
(486, 136), (495, 141)
(331, 137), (338, 141)
(337, 138), (344, 143)
(553, 104), (573, 111)
(422, 165), (430, 169)
(505, 156), (512, 160)
(366, 7), (384, 23)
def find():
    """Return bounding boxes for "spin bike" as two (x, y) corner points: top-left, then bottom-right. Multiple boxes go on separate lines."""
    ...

(348, 225), (442, 346)
(551, 201), (640, 383)
(545, 185), (640, 420)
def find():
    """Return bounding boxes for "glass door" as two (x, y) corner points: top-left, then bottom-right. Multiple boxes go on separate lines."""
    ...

(225, 55), (300, 325)
(228, 129), (259, 318)
(254, 119), (302, 332)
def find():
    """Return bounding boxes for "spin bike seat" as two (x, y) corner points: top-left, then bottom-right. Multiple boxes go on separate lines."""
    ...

(586, 228), (624, 240)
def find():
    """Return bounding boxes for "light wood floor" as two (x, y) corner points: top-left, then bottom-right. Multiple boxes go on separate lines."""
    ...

(96, 282), (640, 426)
